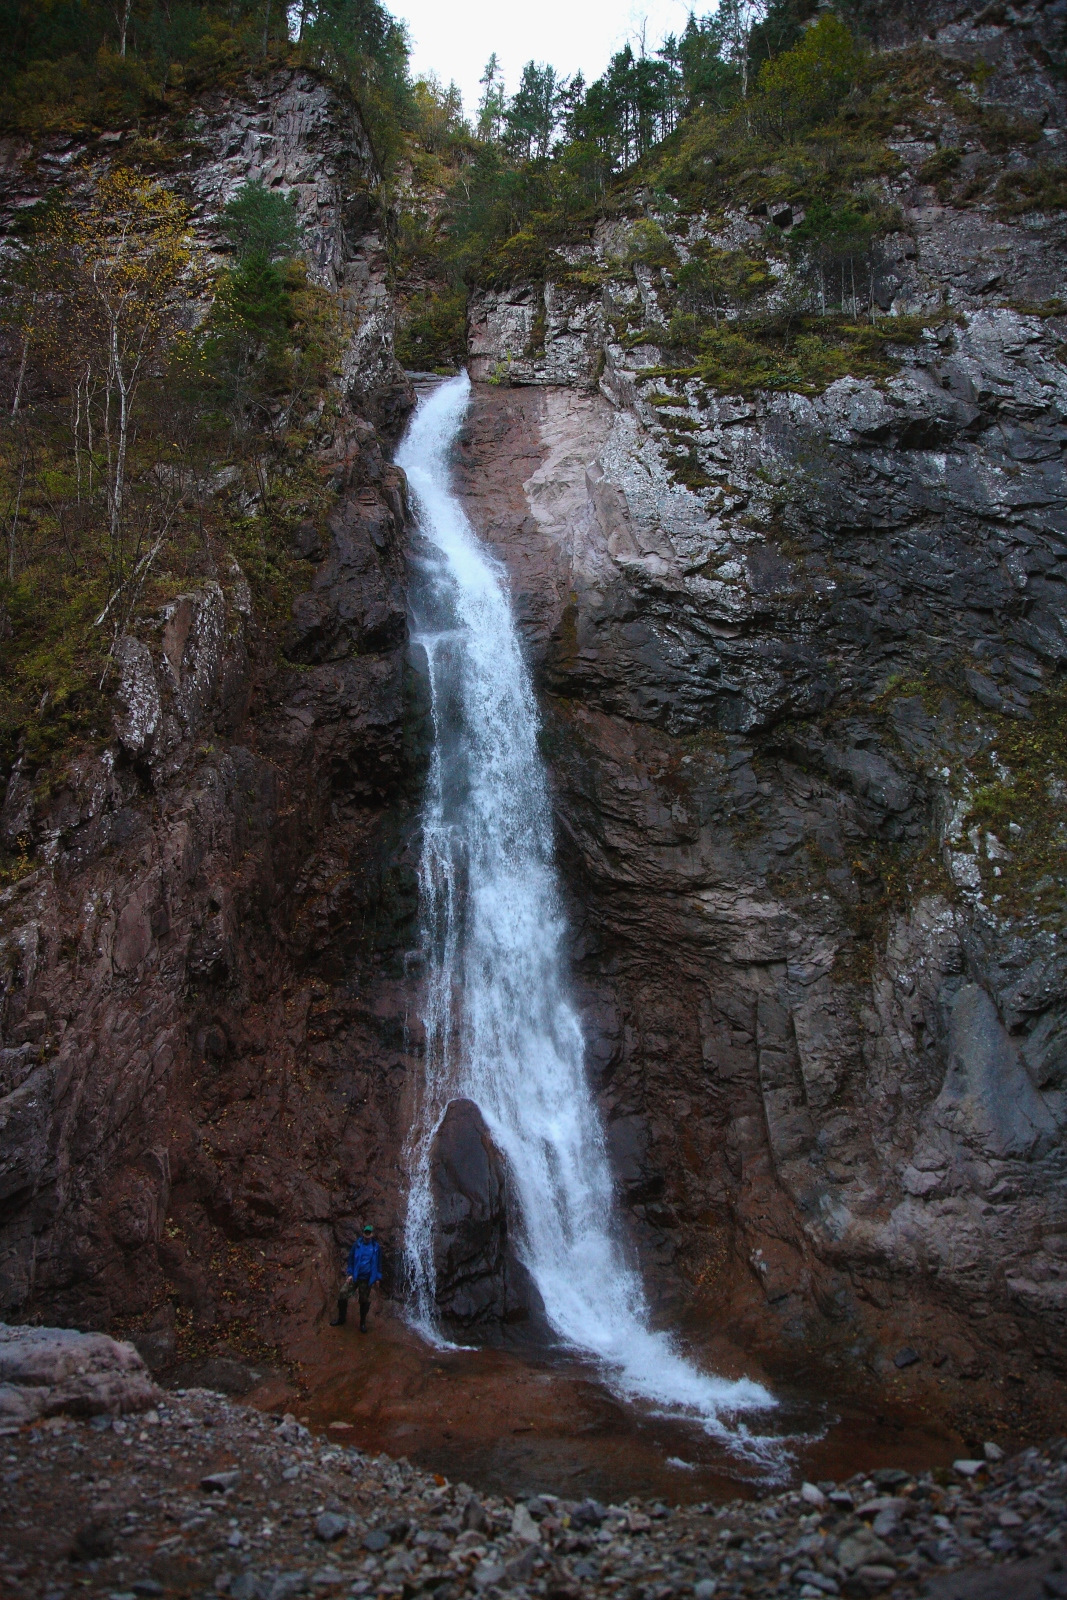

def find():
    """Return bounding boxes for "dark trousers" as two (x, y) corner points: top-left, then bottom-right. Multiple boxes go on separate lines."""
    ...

(341, 1278), (372, 1322)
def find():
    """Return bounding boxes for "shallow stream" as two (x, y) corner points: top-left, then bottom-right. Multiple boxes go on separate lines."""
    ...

(301, 1312), (962, 1504)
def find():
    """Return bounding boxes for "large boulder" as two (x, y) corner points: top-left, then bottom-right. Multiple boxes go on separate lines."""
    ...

(0, 1323), (161, 1424)
(430, 1098), (548, 1343)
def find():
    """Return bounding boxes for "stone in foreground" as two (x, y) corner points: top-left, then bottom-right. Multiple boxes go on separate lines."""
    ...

(314, 1512), (348, 1542)
(201, 1469), (241, 1492)
(0, 1322), (161, 1423)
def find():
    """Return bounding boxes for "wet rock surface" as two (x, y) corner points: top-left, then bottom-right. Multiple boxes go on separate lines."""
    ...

(2, 1386), (1066, 1600)
(451, 18), (1067, 1421)
(452, 363), (1067, 1434)
(0, 407), (419, 1341)
(429, 1100), (547, 1342)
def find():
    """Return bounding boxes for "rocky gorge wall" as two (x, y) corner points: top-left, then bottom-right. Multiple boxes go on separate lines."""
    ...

(0, 6), (1065, 1449)
(0, 70), (425, 1365)
(454, 5), (1067, 1420)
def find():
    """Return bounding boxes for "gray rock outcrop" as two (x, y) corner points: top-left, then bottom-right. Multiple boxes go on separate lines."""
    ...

(450, 2), (1067, 1394)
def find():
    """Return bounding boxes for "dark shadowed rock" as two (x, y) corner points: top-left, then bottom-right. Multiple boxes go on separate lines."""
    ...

(70, 1519), (115, 1561)
(314, 1511), (348, 1542)
(925, 1556), (1065, 1600)
(934, 985), (1058, 1162)
(177, 1357), (262, 1396)
(430, 1098), (548, 1342)
(131, 1302), (176, 1373)
(462, 1496), (489, 1532)
(606, 1114), (661, 1201)
(201, 1469), (240, 1492)
(570, 1499), (606, 1529)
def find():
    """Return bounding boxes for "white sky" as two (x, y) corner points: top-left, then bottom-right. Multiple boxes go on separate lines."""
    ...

(394, 0), (702, 120)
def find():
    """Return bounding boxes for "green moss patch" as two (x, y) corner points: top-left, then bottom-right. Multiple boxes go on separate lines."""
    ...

(960, 688), (1067, 922)
(649, 311), (934, 397)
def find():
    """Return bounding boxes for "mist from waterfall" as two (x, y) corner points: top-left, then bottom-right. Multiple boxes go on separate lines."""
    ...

(398, 372), (780, 1463)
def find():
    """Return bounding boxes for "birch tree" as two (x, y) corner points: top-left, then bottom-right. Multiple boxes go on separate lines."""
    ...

(42, 172), (190, 595)
(3, 171), (195, 654)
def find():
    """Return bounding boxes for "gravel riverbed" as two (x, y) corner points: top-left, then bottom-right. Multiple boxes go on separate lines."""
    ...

(2, 1391), (1065, 1600)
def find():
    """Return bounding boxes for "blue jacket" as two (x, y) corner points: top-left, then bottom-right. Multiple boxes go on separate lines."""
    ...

(347, 1239), (382, 1284)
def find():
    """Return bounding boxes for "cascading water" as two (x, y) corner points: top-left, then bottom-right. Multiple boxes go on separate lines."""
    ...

(399, 373), (781, 1463)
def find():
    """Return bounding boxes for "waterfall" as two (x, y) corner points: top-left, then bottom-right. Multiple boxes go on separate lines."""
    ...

(398, 373), (780, 1459)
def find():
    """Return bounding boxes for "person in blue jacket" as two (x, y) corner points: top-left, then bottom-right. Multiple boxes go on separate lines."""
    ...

(330, 1224), (382, 1332)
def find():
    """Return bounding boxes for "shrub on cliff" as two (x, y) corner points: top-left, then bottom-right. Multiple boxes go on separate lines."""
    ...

(781, 195), (887, 315)
(0, 170), (197, 776)
(0, 168), (335, 792)
(205, 180), (309, 425)
(395, 288), (467, 372)
(208, 180), (304, 380)
(0, 2), (294, 131)
(750, 14), (865, 143)
(8, 170), (194, 610)
(220, 180), (303, 265)
(200, 182), (337, 493)
(672, 245), (774, 330)
(0, 44), (165, 134)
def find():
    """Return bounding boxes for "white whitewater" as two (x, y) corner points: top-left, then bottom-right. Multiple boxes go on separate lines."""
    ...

(398, 373), (779, 1461)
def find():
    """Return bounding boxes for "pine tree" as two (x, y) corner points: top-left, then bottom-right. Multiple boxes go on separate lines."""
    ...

(477, 53), (506, 142)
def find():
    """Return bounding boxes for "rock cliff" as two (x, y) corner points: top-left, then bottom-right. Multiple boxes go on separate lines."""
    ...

(0, 69), (423, 1354)
(454, 5), (1067, 1410)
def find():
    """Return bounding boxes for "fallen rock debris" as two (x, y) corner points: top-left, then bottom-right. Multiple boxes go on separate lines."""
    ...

(0, 1390), (1064, 1600)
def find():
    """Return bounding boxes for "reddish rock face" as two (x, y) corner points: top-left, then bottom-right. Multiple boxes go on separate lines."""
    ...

(0, 422), (422, 1352)
(0, 66), (425, 1369)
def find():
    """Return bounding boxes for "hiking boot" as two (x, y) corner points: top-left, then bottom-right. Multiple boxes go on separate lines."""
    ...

(329, 1297), (347, 1327)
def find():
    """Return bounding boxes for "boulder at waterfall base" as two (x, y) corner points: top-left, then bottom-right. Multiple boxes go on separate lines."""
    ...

(430, 1098), (548, 1341)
